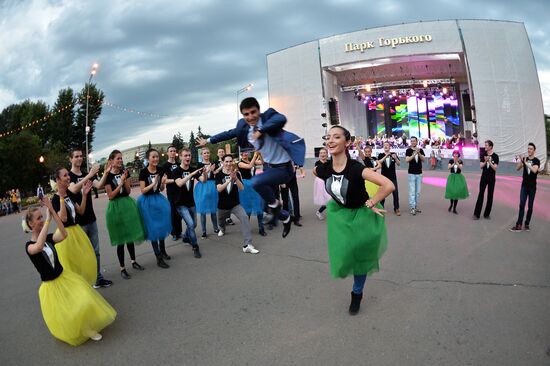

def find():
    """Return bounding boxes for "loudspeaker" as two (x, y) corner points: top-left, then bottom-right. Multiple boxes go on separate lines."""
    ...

(462, 93), (472, 121)
(328, 98), (340, 125)
(314, 147), (323, 158)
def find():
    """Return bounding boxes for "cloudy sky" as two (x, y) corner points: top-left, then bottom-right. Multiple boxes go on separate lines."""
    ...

(1, 0), (549, 159)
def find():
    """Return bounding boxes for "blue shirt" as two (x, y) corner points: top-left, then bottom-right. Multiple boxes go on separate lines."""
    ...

(248, 118), (291, 164)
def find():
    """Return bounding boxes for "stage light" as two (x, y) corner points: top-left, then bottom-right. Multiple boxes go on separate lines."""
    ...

(377, 97), (382, 102)
(391, 90), (397, 97)
(450, 94), (455, 100)
(442, 87), (448, 95)
(423, 80), (428, 88)
(365, 96), (370, 100)
(366, 84), (371, 92)
(362, 99), (368, 104)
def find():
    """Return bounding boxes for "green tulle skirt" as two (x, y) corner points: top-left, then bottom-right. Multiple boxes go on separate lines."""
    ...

(326, 200), (387, 278)
(445, 173), (469, 200)
(106, 196), (145, 246)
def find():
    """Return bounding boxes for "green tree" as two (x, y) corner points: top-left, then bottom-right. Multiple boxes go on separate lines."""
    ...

(172, 132), (185, 151)
(47, 88), (76, 151)
(147, 140), (152, 151)
(188, 130), (198, 163)
(73, 83), (105, 152)
(0, 131), (44, 194)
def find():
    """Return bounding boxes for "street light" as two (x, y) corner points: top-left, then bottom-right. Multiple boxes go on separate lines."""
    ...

(85, 62), (99, 172)
(38, 155), (45, 164)
(236, 83), (253, 119)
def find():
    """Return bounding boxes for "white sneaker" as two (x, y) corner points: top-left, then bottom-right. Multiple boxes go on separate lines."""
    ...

(218, 230), (224, 237)
(90, 333), (102, 341)
(243, 245), (259, 254)
(316, 211), (324, 220)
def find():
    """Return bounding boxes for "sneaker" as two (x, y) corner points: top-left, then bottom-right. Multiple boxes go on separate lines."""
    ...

(90, 333), (103, 341)
(509, 224), (522, 232)
(93, 278), (113, 289)
(214, 229), (220, 234)
(201, 233), (208, 239)
(120, 269), (131, 280)
(243, 245), (259, 254)
(410, 208), (416, 216)
(226, 218), (235, 225)
(193, 247), (202, 258)
(316, 210), (324, 220)
(161, 252), (171, 260)
(218, 229), (224, 237)
(415, 208), (422, 214)
(524, 225), (530, 231)
(132, 262), (145, 271)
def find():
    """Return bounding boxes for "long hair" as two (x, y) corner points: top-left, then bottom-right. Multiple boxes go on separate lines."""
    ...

(329, 125), (352, 158)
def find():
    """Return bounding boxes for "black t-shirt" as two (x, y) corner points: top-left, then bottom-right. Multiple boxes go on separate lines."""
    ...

(215, 171), (241, 210)
(377, 152), (398, 179)
(26, 233), (63, 282)
(448, 159), (463, 174)
(315, 160), (329, 168)
(139, 167), (164, 195)
(163, 161), (180, 201)
(173, 165), (196, 207)
(362, 157), (378, 169)
(406, 148), (425, 175)
(315, 158), (368, 209)
(106, 172), (129, 199)
(69, 170), (96, 225)
(481, 152), (499, 180)
(198, 162), (218, 181)
(51, 194), (77, 227)
(238, 164), (253, 180)
(521, 157), (540, 188)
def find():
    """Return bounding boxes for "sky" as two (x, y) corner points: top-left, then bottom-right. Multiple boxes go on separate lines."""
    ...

(1, 0), (549, 159)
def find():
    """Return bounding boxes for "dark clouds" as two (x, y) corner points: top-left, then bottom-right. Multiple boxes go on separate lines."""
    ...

(1, 0), (549, 158)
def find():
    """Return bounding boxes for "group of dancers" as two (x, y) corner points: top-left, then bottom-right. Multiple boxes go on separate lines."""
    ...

(23, 96), (540, 347)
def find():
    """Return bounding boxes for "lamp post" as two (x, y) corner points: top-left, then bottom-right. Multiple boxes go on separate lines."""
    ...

(236, 83), (253, 120)
(85, 63), (99, 172)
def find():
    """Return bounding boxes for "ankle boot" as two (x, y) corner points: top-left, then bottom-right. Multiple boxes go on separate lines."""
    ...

(349, 291), (363, 315)
(156, 255), (170, 269)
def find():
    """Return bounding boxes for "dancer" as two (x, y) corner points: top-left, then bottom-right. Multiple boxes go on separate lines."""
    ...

(173, 148), (203, 258)
(314, 147), (331, 220)
(216, 154), (259, 254)
(359, 145), (379, 170)
(377, 141), (401, 215)
(405, 137), (425, 215)
(473, 140), (499, 220)
(68, 149), (112, 289)
(444, 151), (469, 214)
(238, 151), (266, 236)
(197, 97), (306, 238)
(137, 148), (172, 268)
(195, 148), (220, 239)
(313, 125), (393, 315)
(163, 145), (183, 241)
(51, 167), (97, 285)
(510, 143), (540, 232)
(104, 150), (146, 279)
(23, 197), (116, 346)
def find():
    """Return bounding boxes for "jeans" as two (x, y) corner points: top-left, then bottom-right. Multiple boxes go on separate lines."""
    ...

(353, 275), (367, 294)
(80, 221), (103, 282)
(381, 177), (399, 211)
(474, 177), (495, 218)
(176, 205), (198, 246)
(408, 174), (422, 209)
(516, 186), (536, 226)
(217, 205), (253, 247)
(169, 200), (183, 237)
(200, 213), (219, 235)
(251, 163), (294, 205)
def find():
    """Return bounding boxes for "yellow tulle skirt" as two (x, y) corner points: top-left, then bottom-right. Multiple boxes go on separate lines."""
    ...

(55, 225), (97, 286)
(39, 270), (117, 346)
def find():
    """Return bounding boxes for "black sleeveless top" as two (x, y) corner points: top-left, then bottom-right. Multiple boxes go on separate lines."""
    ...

(26, 234), (63, 281)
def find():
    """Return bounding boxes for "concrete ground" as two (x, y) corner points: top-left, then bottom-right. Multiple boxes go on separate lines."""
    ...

(1, 169), (549, 366)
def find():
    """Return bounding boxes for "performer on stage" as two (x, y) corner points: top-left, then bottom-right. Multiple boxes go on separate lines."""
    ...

(174, 148), (203, 258)
(216, 154), (259, 254)
(510, 143), (540, 232)
(473, 140), (499, 220)
(137, 148), (172, 268)
(238, 151), (266, 236)
(444, 151), (469, 214)
(51, 168), (97, 285)
(195, 148), (220, 239)
(197, 97), (306, 239)
(163, 145), (183, 241)
(104, 150), (146, 279)
(405, 137), (425, 215)
(24, 197), (116, 346)
(314, 147), (331, 220)
(377, 141), (401, 216)
(68, 149), (112, 289)
(313, 125), (394, 315)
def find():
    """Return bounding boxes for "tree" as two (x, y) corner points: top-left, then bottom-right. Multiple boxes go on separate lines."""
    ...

(47, 88), (76, 151)
(147, 140), (152, 151)
(172, 132), (185, 151)
(73, 83), (105, 152)
(188, 130), (198, 163)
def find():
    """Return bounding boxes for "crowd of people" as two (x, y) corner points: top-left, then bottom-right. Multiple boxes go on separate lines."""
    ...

(349, 133), (471, 151)
(19, 96), (541, 347)
(1, 189), (21, 216)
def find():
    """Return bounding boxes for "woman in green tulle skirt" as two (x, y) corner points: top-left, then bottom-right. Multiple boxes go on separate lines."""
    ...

(445, 151), (469, 214)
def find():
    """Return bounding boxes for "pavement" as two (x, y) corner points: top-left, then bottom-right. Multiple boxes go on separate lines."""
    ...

(1, 169), (549, 366)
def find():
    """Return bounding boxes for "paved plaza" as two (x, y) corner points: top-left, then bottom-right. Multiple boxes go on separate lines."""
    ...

(1, 169), (549, 366)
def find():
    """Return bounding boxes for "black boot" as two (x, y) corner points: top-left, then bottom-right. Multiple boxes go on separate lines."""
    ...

(156, 255), (170, 269)
(349, 291), (363, 315)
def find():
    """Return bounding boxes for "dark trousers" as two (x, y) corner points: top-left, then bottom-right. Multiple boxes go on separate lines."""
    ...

(281, 175), (301, 218)
(251, 163), (294, 205)
(381, 177), (399, 211)
(169, 200), (182, 236)
(474, 176), (495, 218)
(516, 186), (536, 226)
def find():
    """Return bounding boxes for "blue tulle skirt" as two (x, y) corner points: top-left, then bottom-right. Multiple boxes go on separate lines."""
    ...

(239, 179), (264, 215)
(195, 180), (218, 214)
(137, 193), (172, 241)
